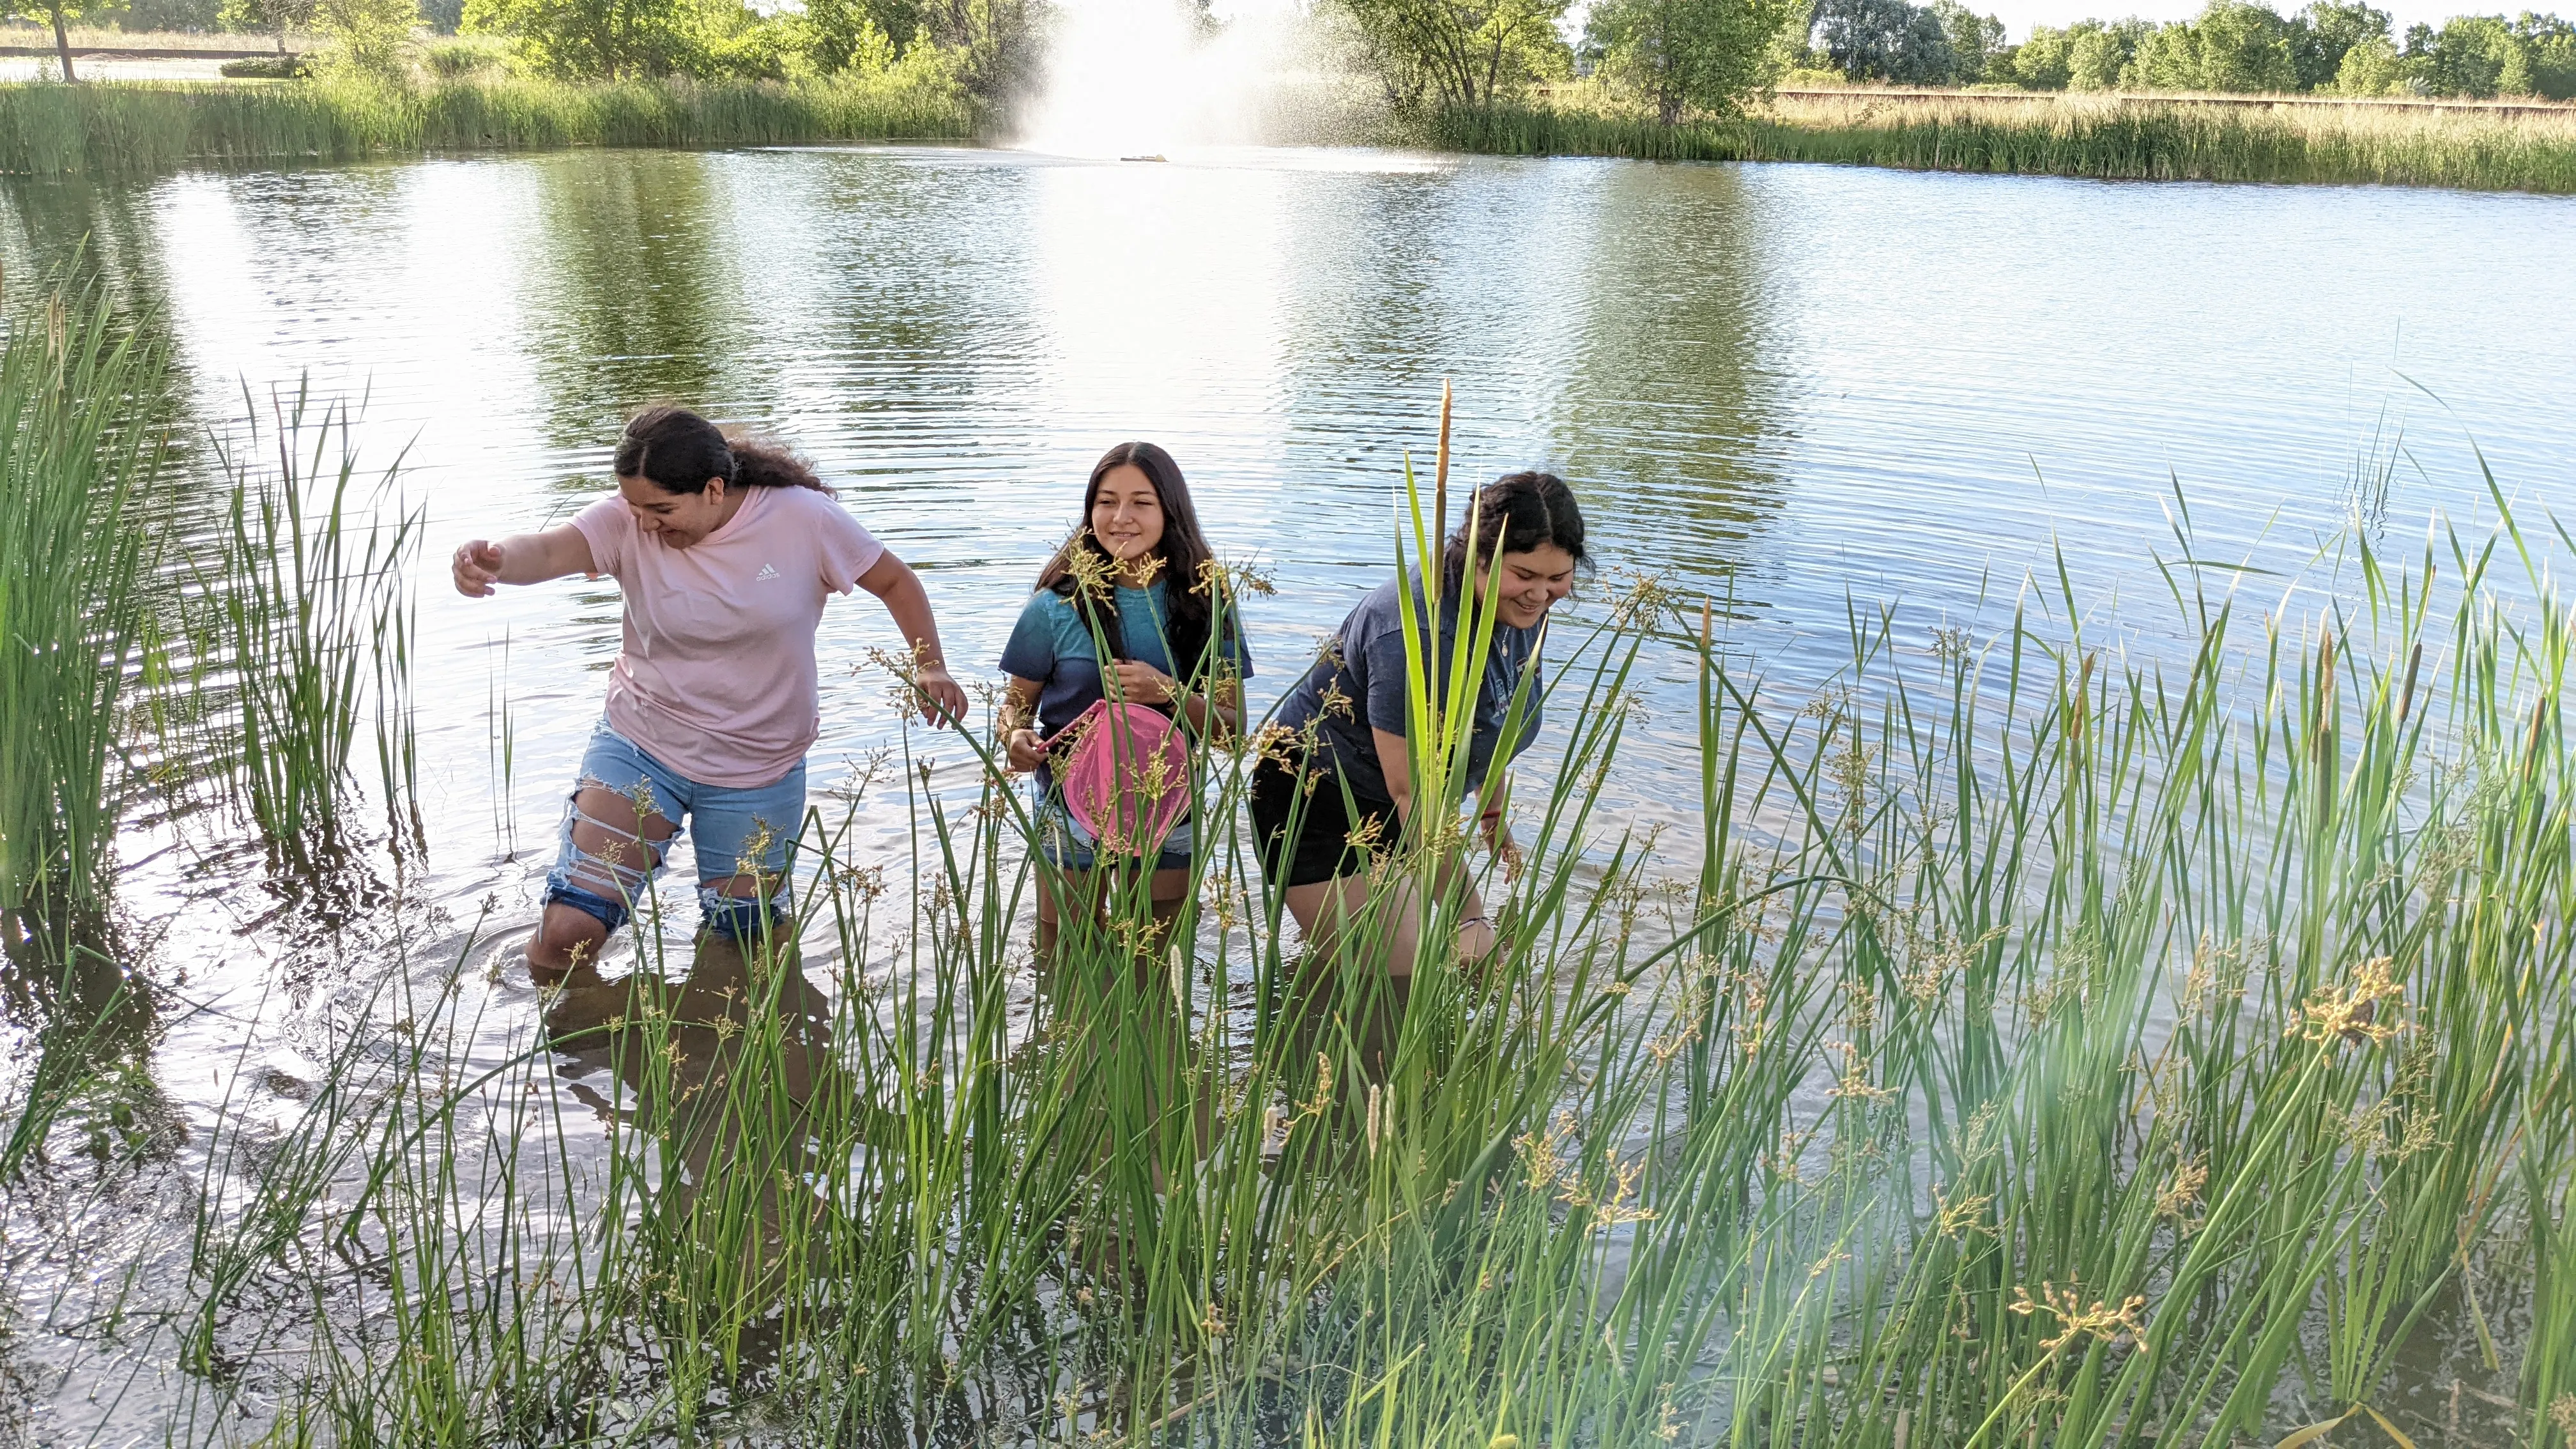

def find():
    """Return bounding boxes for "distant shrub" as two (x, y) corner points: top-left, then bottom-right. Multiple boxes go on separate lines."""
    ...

(422, 34), (508, 75)
(220, 54), (311, 77)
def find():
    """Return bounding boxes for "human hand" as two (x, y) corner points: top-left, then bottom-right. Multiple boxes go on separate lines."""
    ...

(915, 664), (969, 725)
(1487, 819), (1524, 880)
(1004, 728), (1046, 773)
(1457, 914), (1499, 963)
(1111, 660), (1177, 706)
(452, 539), (503, 597)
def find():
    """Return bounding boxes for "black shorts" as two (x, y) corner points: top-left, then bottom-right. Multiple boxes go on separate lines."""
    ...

(1250, 755), (1401, 889)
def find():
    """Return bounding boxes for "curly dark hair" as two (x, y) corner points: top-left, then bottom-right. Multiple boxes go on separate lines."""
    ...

(613, 404), (829, 494)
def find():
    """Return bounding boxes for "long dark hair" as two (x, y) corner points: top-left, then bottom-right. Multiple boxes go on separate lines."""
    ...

(613, 404), (830, 494)
(1035, 441), (1232, 685)
(1443, 470), (1588, 586)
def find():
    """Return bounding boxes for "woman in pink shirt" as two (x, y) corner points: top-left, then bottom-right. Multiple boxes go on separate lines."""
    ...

(451, 406), (967, 984)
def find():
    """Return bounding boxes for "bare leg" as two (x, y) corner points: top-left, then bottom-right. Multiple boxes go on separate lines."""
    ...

(1280, 861), (1494, 1084)
(531, 786), (676, 985)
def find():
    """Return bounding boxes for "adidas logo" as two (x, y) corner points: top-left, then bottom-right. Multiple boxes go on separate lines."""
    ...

(755, 564), (781, 581)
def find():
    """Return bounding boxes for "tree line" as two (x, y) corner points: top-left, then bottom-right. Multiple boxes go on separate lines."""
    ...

(5, 0), (1020, 91)
(1334, 0), (2575, 129)
(11, 0), (2567, 117)
(1802, 0), (2575, 98)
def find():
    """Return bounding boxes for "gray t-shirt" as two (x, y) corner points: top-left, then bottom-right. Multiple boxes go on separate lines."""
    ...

(1271, 572), (1543, 808)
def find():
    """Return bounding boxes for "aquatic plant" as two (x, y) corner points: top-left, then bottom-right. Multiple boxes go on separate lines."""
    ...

(151, 425), (2574, 1445)
(190, 385), (422, 870)
(0, 283), (167, 944)
(0, 71), (979, 177)
(1430, 89), (2576, 192)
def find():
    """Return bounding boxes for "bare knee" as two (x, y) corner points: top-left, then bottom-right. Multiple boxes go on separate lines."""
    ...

(530, 902), (608, 981)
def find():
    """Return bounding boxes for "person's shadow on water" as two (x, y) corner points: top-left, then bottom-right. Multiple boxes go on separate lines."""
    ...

(540, 931), (889, 1354)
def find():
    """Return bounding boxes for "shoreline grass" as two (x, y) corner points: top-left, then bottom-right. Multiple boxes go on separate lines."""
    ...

(0, 72), (977, 176)
(0, 323), (2568, 1440)
(187, 386), (422, 868)
(128, 439), (2575, 1444)
(0, 284), (165, 942)
(10, 73), (2576, 190)
(1428, 89), (2576, 192)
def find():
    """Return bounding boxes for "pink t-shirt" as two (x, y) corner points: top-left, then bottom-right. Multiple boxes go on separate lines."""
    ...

(572, 486), (885, 789)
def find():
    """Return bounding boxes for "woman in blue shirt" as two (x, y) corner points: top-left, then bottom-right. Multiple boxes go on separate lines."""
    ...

(1254, 471), (1584, 996)
(1000, 442), (1253, 964)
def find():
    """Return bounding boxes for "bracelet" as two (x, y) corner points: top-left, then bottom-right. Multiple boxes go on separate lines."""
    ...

(1459, 914), (1489, 928)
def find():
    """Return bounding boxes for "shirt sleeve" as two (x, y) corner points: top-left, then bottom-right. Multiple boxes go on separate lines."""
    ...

(1502, 631), (1545, 762)
(809, 493), (888, 594)
(571, 495), (632, 579)
(1358, 619), (1415, 737)
(999, 592), (1065, 682)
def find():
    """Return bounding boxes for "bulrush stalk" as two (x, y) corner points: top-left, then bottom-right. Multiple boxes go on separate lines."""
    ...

(121, 401), (2576, 1446)
(190, 383), (421, 872)
(0, 281), (164, 946)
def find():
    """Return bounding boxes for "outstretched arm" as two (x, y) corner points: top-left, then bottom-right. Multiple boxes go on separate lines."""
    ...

(452, 525), (595, 597)
(857, 552), (969, 724)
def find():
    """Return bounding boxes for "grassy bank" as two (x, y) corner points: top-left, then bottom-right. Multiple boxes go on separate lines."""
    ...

(3, 296), (2572, 1443)
(0, 72), (974, 175)
(135, 466), (2576, 1445)
(1431, 89), (2576, 191)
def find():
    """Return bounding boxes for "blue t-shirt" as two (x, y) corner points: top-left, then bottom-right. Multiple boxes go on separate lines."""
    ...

(1271, 573), (1543, 808)
(998, 580), (1255, 786)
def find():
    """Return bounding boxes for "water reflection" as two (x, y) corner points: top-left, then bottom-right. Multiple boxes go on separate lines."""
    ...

(1550, 161), (1790, 599)
(1, 146), (2570, 1438)
(520, 151), (744, 465)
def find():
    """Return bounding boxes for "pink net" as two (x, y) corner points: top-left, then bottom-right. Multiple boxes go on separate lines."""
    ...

(1057, 700), (1192, 857)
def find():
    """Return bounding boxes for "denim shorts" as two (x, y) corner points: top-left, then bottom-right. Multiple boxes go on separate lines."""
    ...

(1031, 778), (1193, 875)
(542, 719), (806, 939)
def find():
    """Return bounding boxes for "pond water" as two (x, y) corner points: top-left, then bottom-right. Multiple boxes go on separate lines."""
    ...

(1, 146), (2571, 1437)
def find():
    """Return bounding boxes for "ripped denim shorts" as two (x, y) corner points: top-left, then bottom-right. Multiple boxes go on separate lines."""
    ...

(541, 719), (806, 941)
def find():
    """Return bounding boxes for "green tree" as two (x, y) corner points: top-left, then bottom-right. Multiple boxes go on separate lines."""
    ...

(2010, 20), (2073, 85)
(314, 0), (419, 73)
(25, 0), (88, 79)
(461, 0), (744, 75)
(793, 0), (907, 72)
(1338, 0), (1571, 110)
(1585, 0), (1797, 120)
(2329, 30), (2405, 88)
(1930, 0), (2001, 78)
(119, 0), (226, 27)
(2288, 0), (2388, 86)
(2130, 0), (2297, 89)
(2067, 16), (2150, 84)
(1810, 0), (1954, 80)
(2399, 12), (2515, 94)
(2515, 11), (2576, 97)
(221, 0), (322, 52)
(912, 0), (1032, 99)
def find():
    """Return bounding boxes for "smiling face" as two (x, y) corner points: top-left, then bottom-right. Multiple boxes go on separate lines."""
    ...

(1089, 463), (1167, 573)
(618, 473), (733, 548)
(1475, 542), (1579, 629)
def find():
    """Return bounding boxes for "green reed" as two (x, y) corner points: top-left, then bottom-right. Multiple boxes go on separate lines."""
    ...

(0, 72), (979, 178)
(1430, 93), (2576, 194)
(151, 457), (2570, 1445)
(189, 385), (421, 870)
(0, 283), (167, 942)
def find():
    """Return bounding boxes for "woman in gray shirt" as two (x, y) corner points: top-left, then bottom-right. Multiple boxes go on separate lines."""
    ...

(1252, 472), (1586, 1037)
